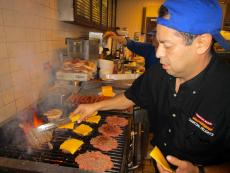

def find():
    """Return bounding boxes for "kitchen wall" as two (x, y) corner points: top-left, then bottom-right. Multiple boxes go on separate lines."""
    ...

(0, 0), (97, 122)
(116, 0), (164, 38)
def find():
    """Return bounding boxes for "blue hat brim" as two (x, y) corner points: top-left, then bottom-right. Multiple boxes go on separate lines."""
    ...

(213, 33), (230, 51)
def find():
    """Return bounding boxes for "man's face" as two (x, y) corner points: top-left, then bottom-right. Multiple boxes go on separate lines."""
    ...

(156, 24), (197, 78)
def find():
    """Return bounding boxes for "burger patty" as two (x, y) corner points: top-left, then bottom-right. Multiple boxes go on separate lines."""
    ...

(98, 123), (122, 137)
(90, 135), (118, 151)
(75, 151), (113, 172)
(27, 129), (53, 149)
(105, 115), (128, 127)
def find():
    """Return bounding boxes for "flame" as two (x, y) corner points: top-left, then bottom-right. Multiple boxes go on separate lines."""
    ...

(19, 112), (44, 135)
(33, 112), (43, 128)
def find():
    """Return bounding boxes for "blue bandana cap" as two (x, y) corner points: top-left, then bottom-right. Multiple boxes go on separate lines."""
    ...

(157, 0), (230, 50)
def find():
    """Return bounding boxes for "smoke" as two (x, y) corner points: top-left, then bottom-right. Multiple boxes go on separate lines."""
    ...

(38, 84), (74, 117)
(0, 86), (74, 151)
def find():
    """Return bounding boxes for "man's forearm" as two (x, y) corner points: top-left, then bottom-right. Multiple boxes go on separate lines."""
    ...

(94, 93), (135, 111)
(204, 162), (230, 173)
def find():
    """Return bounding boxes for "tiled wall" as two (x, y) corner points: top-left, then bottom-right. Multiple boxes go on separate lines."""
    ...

(0, 0), (97, 122)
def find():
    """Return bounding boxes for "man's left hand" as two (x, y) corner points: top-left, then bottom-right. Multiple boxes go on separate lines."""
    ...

(165, 155), (199, 173)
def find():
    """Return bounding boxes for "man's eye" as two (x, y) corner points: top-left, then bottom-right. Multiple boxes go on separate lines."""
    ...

(164, 44), (172, 49)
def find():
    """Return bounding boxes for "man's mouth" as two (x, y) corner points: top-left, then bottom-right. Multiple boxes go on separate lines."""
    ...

(162, 64), (168, 70)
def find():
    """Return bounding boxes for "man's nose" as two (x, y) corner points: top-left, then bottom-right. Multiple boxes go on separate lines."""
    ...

(156, 44), (165, 59)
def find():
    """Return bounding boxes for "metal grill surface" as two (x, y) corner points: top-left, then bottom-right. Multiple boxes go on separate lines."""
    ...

(0, 111), (131, 173)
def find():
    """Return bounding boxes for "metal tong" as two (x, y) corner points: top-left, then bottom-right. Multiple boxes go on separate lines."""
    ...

(36, 117), (73, 132)
(35, 112), (97, 132)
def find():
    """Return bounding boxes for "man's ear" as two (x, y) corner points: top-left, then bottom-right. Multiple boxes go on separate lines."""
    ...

(194, 34), (212, 54)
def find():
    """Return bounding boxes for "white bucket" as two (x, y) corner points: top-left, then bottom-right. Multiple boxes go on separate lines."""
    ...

(98, 59), (114, 70)
(98, 59), (114, 79)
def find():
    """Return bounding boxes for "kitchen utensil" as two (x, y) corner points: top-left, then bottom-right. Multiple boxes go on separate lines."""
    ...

(36, 117), (73, 132)
(36, 112), (97, 132)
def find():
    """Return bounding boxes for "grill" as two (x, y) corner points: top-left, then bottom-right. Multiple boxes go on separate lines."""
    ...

(0, 109), (131, 173)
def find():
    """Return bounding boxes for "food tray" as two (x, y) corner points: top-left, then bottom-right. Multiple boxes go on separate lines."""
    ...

(56, 71), (92, 81)
(103, 73), (140, 80)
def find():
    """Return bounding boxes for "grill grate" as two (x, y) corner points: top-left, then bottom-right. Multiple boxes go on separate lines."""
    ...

(0, 112), (131, 173)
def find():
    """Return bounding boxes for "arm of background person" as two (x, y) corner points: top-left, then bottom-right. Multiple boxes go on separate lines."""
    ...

(72, 93), (135, 122)
(103, 31), (154, 58)
(126, 39), (154, 58)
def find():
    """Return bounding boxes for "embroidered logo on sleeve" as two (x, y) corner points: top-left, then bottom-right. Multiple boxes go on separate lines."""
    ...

(189, 113), (214, 137)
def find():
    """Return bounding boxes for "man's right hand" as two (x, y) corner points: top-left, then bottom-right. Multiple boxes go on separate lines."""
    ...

(71, 103), (99, 123)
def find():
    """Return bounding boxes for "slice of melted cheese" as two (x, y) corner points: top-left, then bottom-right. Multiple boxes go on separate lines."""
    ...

(150, 146), (173, 173)
(101, 86), (114, 97)
(69, 114), (81, 122)
(60, 138), (84, 154)
(58, 122), (75, 129)
(73, 124), (93, 136)
(85, 115), (101, 124)
(69, 112), (98, 122)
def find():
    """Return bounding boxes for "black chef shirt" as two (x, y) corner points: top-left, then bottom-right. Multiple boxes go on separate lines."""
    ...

(125, 55), (230, 166)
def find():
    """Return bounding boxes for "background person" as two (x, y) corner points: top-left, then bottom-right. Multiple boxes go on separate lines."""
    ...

(103, 30), (159, 70)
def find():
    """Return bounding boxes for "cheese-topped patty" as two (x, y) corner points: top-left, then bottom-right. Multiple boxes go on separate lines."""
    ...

(60, 138), (84, 154)
(73, 124), (93, 136)
(85, 115), (101, 124)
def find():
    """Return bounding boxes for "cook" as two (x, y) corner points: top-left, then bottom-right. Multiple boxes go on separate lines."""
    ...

(73, 0), (230, 173)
